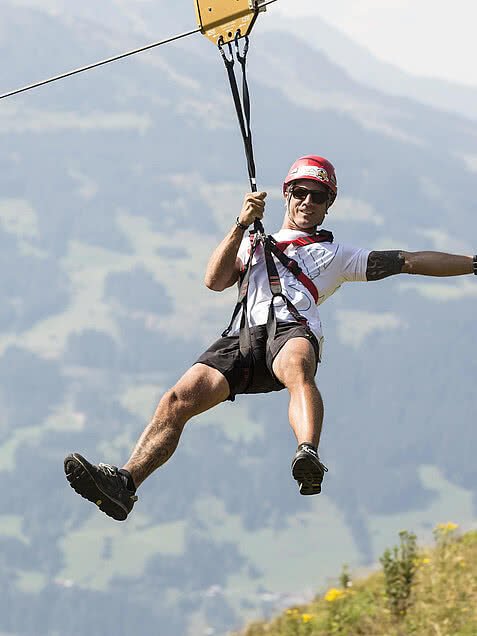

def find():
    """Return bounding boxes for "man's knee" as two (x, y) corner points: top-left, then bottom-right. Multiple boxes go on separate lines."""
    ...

(160, 387), (188, 414)
(163, 381), (201, 415)
(273, 338), (317, 386)
(281, 353), (315, 386)
(162, 364), (229, 417)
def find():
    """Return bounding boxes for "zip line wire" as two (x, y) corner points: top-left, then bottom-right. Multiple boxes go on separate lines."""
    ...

(0, 0), (278, 101)
(0, 27), (201, 101)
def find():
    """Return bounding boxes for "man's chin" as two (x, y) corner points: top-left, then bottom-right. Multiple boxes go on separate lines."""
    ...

(287, 213), (320, 232)
(298, 216), (320, 230)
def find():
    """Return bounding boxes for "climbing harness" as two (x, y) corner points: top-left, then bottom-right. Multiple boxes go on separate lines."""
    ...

(222, 231), (334, 393)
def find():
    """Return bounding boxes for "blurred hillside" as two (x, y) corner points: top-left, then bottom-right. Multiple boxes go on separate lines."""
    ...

(0, 2), (476, 635)
(237, 525), (477, 635)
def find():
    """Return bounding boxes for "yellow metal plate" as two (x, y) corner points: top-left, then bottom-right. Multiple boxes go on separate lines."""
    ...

(194, 0), (259, 46)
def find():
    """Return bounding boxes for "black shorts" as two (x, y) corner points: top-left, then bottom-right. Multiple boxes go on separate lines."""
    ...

(195, 321), (321, 401)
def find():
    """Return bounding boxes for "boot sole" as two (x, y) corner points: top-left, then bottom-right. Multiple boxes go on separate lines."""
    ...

(292, 456), (323, 495)
(64, 453), (129, 521)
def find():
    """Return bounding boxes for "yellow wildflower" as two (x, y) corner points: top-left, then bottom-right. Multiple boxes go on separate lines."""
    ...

(286, 609), (299, 615)
(302, 614), (314, 623)
(422, 558), (431, 565)
(325, 588), (345, 602)
(435, 521), (459, 536)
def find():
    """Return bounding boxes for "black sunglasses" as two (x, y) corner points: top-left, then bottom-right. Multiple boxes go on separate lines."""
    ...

(290, 186), (329, 205)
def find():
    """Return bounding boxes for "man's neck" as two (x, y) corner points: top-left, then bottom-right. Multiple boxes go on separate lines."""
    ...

(281, 222), (319, 235)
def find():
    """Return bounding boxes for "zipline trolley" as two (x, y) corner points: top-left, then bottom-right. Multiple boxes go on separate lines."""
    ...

(194, 0), (268, 45)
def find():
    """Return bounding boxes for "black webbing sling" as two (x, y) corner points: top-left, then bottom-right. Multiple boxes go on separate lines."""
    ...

(218, 32), (263, 234)
(218, 32), (334, 393)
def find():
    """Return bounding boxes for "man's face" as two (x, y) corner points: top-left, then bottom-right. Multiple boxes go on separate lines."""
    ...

(285, 179), (330, 231)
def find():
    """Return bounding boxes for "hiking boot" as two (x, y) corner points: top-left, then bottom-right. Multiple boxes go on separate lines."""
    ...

(64, 453), (138, 521)
(291, 443), (328, 495)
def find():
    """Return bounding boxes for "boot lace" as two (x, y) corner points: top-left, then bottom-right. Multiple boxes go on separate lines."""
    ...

(98, 463), (117, 476)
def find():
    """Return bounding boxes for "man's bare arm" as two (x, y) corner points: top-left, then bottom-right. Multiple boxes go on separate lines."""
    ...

(204, 191), (267, 292)
(366, 250), (473, 281)
(204, 224), (244, 291)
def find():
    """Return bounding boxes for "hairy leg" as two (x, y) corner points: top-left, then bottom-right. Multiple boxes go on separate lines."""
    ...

(123, 363), (230, 488)
(272, 337), (323, 447)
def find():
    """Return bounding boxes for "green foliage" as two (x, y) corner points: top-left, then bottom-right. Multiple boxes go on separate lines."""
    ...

(237, 527), (477, 636)
(339, 564), (351, 590)
(379, 530), (417, 620)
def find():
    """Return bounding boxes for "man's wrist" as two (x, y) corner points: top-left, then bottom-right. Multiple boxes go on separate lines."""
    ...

(236, 217), (249, 231)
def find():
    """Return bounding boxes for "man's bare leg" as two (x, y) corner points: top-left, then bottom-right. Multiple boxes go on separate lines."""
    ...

(272, 337), (323, 447)
(64, 363), (230, 519)
(272, 337), (327, 495)
(123, 363), (230, 488)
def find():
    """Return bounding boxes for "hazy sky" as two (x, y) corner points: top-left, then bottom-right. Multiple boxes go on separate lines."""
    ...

(276, 0), (477, 87)
(7, 0), (476, 89)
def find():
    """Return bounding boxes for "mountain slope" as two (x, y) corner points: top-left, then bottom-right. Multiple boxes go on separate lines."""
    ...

(237, 527), (477, 635)
(263, 13), (477, 122)
(0, 4), (476, 636)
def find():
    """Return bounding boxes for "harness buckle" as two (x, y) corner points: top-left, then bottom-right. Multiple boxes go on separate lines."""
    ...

(269, 275), (281, 296)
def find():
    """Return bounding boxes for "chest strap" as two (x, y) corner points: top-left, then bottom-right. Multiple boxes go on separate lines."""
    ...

(274, 230), (334, 249)
(268, 230), (334, 304)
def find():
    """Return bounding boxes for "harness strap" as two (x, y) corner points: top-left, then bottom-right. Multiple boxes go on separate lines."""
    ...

(221, 232), (262, 394)
(263, 237), (313, 371)
(222, 230), (334, 394)
(222, 232), (260, 338)
(268, 231), (334, 304)
(274, 230), (334, 249)
(267, 239), (319, 304)
(263, 240), (310, 324)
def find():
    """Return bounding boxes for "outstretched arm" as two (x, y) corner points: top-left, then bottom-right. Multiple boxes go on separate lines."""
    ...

(366, 250), (473, 281)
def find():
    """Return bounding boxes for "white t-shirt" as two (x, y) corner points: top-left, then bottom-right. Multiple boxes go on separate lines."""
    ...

(231, 229), (370, 346)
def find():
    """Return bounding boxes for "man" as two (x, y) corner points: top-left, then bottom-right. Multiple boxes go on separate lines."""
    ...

(64, 155), (475, 521)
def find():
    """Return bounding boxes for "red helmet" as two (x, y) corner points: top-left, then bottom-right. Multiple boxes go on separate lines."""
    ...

(283, 156), (337, 205)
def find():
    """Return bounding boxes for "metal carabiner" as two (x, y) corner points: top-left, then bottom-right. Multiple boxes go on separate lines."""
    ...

(235, 31), (250, 64)
(218, 36), (234, 68)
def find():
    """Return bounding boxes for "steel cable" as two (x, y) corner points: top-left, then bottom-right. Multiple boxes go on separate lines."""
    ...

(0, 0), (279, 101)
(0, 27), (202, 101)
